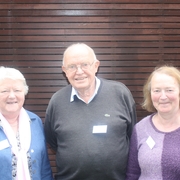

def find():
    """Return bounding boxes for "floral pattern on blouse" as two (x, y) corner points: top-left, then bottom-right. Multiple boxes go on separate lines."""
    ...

(12, 131), (32, 180)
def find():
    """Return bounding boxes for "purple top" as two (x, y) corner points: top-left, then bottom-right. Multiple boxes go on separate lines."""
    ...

(126, 114), (180, 180)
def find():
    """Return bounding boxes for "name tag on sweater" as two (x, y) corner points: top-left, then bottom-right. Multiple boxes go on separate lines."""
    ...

(146, 136), (155, 149)
(0, 139), (10, 150)
(92, 125), (107, 133)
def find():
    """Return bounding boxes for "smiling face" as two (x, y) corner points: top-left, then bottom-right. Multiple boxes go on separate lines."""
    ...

(62, 44), (100, 92)
(0, 78), (25, 118)
(151, 73), (180, 115)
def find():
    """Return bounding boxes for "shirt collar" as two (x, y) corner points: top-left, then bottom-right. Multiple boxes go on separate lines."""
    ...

(70, 77), (100, 103)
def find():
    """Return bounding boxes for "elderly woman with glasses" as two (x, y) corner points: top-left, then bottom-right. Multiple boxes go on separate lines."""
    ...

(0, 66), (53, 180)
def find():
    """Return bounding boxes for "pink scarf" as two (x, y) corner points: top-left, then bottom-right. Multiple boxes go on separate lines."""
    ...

(0, 107), (31, 180)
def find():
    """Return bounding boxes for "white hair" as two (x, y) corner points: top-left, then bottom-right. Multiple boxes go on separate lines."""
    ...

(0, 66), (29, 95)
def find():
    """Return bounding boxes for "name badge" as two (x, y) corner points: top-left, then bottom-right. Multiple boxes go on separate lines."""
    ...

(92, 125), (107, 133)
(146, 136), (155, 149)
(0, 139), (10, 150)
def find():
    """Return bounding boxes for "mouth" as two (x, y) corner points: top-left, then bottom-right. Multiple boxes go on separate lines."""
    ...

(7, 102), (17, 104)
(75, 77), (87, 81)
(159, 102), (169, 104)
(159, 102), (170, 106)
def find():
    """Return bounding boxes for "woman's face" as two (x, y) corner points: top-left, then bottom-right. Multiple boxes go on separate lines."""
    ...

(151, 73), (180, 115)
(0, 78), (25, 117)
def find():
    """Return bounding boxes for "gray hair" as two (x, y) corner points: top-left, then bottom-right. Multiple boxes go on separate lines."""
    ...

(0, 66), (29, 95)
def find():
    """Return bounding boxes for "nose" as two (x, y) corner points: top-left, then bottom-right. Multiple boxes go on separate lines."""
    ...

(76, 65), (84, 73)
(8, 90), (16, 98)
(160, 90), (167, 99)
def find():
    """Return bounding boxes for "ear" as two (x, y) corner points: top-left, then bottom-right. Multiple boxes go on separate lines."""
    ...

(94, 60), (100, 72)
(62, 66), (67, 74)
(61, 66), (67, 76)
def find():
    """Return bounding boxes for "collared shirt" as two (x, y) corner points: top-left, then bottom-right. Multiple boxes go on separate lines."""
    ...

(70, 77), (101, 104)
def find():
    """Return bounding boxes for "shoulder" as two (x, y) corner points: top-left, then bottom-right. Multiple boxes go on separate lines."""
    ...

(26, 110), (41, 121)
(25, 110), (43, 127)
(100, 78), (127, 88)
(46, 84), (72, 112)
(51, 84), (72, 100)
(134, 114), (153, 132)
(98, 78), (136, 108)
(99, 78), (132, 95)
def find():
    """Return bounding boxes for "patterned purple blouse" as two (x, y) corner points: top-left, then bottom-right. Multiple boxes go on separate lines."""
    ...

(126, 114), (180, 180)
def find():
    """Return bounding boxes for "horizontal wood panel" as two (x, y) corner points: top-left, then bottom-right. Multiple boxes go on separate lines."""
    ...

(1, 29), (176, 35)
(1, 16), (180, 23)
(0, 22), (166, 29)
(2, 42), (180, 48)
(2, 48), (179, 55)
(1, 0), (180, 4)
(1, 35), (180, 43)
(1, 4), (180, 10)
(0, 22), (179, 29)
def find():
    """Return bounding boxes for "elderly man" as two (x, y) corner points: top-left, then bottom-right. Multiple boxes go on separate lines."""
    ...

(44, 43), (137, 180)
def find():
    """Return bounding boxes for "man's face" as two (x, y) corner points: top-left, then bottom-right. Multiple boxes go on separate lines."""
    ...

(62, 45), (100, 92)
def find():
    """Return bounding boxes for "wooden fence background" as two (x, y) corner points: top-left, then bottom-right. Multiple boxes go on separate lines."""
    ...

(0, 0), (180, 175)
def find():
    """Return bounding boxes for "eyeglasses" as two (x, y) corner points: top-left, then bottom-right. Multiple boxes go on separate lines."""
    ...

(65, 61), (95, 72)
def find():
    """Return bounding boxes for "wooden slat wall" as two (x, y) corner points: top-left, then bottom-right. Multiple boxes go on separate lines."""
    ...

(0, 0), (180, 174)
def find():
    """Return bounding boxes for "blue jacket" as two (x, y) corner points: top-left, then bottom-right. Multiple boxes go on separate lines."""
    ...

(0, 110), (53, 180)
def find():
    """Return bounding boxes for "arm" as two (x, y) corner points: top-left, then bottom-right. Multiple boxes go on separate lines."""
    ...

(44, 112), (57, 152)
(27, 111), (54, 180)
(123, 87), (137, 139)
(41, 138), (54, 180)
(127, 103), (137, 139)
(126, 127), (141, 180)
